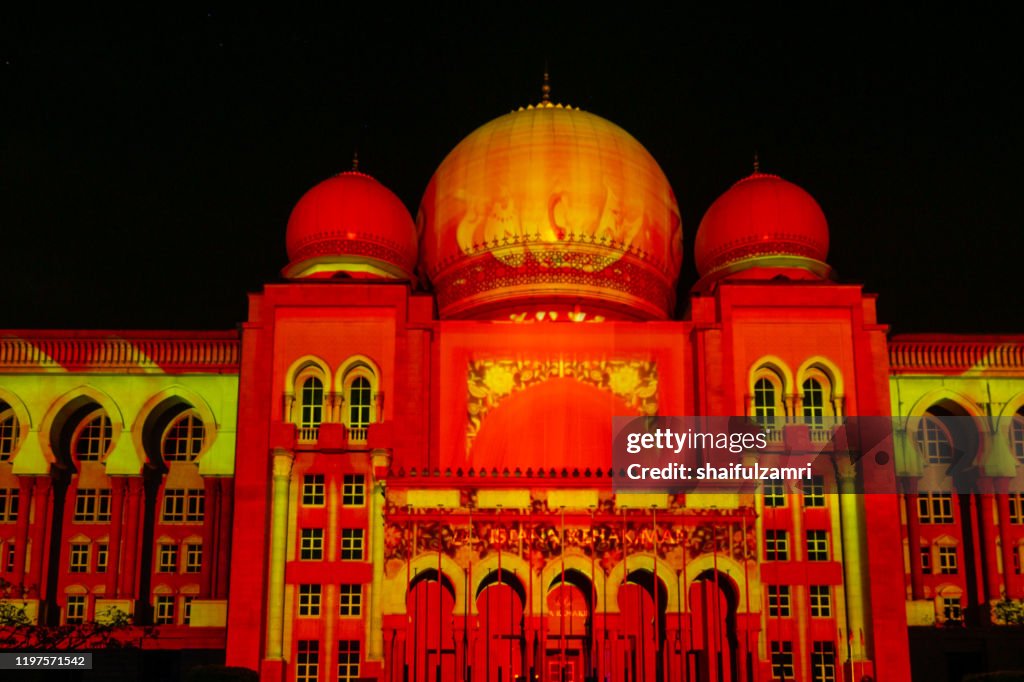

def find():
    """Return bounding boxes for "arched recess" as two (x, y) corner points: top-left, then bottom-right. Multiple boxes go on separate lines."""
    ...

(406, 568), (458, 682)
(134, 386), (218, 468)
(681, 552), (753, 612)
(392, 553), (467, 614)
(604, 553), (679, 614)
(796, 355), (845, 424)
(747, 356), (794, 395)
(474, 569), (528, 682)
(0, 388), (31, 463)
(996, 394), (1024, 465)
(903, 390), (987, 471)
(39, 386), (126, 468)
(689, 568), (741, 682)
(470, 552), (531, 615)
(538, 552), (610, 615)
(795, 356), (845, 400)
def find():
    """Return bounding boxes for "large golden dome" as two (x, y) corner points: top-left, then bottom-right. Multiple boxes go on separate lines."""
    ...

(418, 101), (683, 320)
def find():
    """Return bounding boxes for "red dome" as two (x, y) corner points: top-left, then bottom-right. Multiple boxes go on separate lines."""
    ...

(284, 171), (418, 280)
(694, 172), (829, 278)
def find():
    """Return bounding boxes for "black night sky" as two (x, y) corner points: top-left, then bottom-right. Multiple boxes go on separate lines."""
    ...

(1, 10), (1020, 333)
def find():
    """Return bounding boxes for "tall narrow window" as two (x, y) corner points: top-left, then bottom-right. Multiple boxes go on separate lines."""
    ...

(767, 585), (791, 617)
(0, 406), (19, 462)
(803, 475), (826, 508)
(765, 530), (789, 561)
(348, 377), (372, 441)
(96, 543), (109, 573)
(70, 543), (90, 573)
(0, 488), (18, 522)
(802, 378), (825, 426)
(162, 411), (205, 463)
(807, 530), (829, 561)
(938, 546), (958, 574)
(298, 375), (324, 442)
(73, 410), (112, 462)
(811, 641), (837, 682)
(155, 595), (175, 624)
(337, 640), (360, 681)
(753, 378), (776, 427)
(770, 641), (794, 680)
(296, 640), (320, 682)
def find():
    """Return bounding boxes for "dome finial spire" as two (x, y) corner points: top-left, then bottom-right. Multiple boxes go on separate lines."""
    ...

(541, 63), (551, 104)
(351, 149), (360, 172)
(753, 151), (760, 174)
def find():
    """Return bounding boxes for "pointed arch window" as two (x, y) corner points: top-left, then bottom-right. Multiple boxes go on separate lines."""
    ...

(162, 411), (205, 463)
(341, 360), (378, 444)
(916, 415), (954, 465)
(73, 409), (112, 462)
(296, 374), (326, 443)
(0, 405), (19, 462)
(753, 378), (776, 426)
(801, 378), (825, 426)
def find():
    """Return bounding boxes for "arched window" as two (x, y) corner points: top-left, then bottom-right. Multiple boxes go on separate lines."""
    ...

(917, 415), (954, 465)
(753, 378), (776, 426)
(72, 409), (113, 462)
(0, 404), (19, 462)
(297, 374), (325, 442)
(162, 411), (205, 463)
(1010, 409), (1024, 464)
(347, 377), (372, 442)
(801, 378), (824, 427)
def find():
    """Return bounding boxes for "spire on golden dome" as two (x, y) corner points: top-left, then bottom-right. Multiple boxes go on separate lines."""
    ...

(753, 151), (760, 174)
(540, 66), (552, 106)
(351, 150), (360, 172)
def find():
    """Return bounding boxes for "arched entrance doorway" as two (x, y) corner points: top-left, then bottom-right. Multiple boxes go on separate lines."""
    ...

(406, 569), (457, 682)
(544, 569), (594, 682)
(474, 570), (527, 682)
(689, 570), (739, 682)
(617, 569), (667, 682)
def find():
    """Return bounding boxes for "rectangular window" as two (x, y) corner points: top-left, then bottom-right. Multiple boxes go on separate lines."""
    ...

(767, 585), (791, 617)
(1009, 493), (1024, 524)
(806, 530), (829, 561)
(765, 530), (789, 561)
(811, 641), (837, 682)
(809, 585), (832, 618)
(296, 640), (320, 682)
(298, 584), (322, 617)
(96, 543), (108, 573)
(0, 488), (18, 522)
(339, 584), (363, 617)
(73, 489), (111, 522)
(65, 595), (86, 624)
(69, 543), (90, 573)
(155, 595), (175, 625)
(763, 480), (786, 508)
(184, 543), (202, 573)
(6, 542), (15, 572)
(921, 546), (932, 574)
(942, 596), (963, 622)
(302, 474), (326, 506)
(770, 641), (795, 680)
(162, 489), (205, 523)
(300, 528), (324, 561)
(340, 529), (365, 561)
(337, 640), (360, 681)
(918, 493), (954, 524)
(939, 546), (958, 574)
(342, 475), (365, 507)
(182, 596), (194, 626)
(158, 544), (179, 573)
(803, 475), (826, 508)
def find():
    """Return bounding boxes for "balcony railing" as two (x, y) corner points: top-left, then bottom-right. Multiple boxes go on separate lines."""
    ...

(297, 426), (320, 444)
(347, 427), (368, 444)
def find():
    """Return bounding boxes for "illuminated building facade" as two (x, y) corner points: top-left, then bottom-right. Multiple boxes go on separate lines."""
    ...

(2, 94), (1024, 682)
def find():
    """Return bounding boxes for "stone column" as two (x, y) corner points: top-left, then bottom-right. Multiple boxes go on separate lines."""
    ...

(216, 478), (234, 599)
(28, 477), (51, 599)
(265, 449), (294, 660)
(12, 476), (34, 591)
(835, 458), (869, 664)
(902, 481), (925, 599)
(201, 477), (219, 598)
(119, 478), (143, 600)
(106, 478), (125, 596)
(367, 449), (391, 660)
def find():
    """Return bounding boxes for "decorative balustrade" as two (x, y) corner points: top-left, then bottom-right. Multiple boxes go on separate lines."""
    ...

(889, 338), (1024, 373)
(0, 333), (239, 372)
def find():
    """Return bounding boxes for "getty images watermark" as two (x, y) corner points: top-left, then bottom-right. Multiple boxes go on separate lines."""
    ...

(612, 415), (1024, 495)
